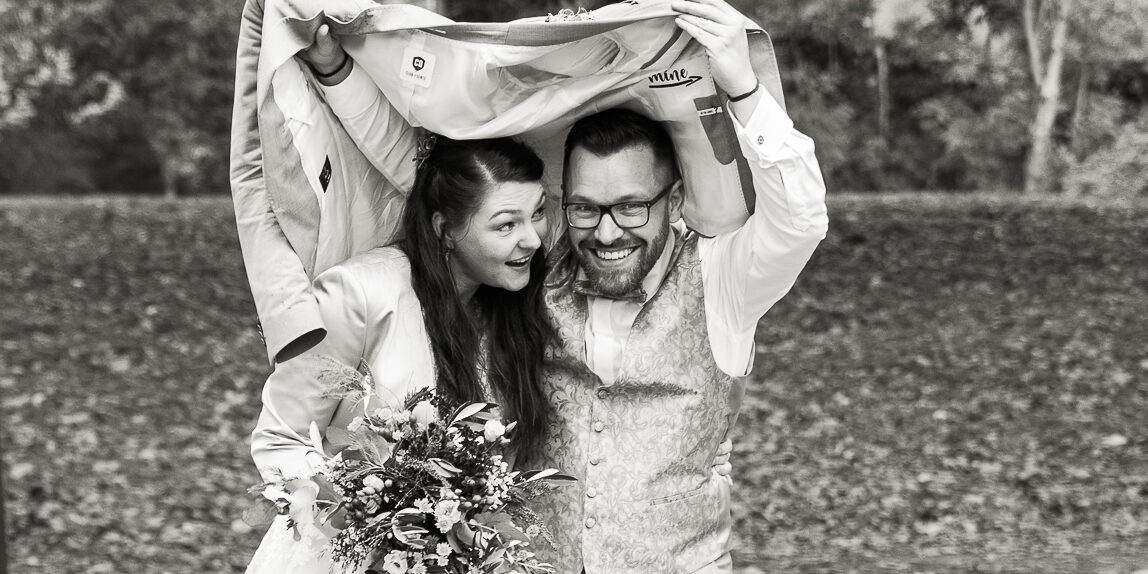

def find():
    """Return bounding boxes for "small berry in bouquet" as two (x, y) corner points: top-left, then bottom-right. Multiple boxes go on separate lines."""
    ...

(252, 360), (574, 574)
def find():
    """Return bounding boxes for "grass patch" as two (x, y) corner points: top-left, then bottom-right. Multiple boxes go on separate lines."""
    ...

(2, 194), (1147, 573)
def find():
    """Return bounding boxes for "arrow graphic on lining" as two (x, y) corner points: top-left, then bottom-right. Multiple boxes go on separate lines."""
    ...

(649, 76), (703, 88)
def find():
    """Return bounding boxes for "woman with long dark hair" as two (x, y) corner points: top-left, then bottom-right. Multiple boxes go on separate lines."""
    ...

(244, 134), (553, 573)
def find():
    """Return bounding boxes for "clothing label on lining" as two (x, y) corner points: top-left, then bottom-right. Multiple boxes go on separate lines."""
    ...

(319, 156), (332, 192)
(401, 47), (436, 87)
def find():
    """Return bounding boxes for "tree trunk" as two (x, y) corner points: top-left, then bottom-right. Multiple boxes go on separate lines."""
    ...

(1023, 0), (1073, 195)
(1069, 58), (1091, 160)
(876, 40), (891, 142)
(1022, 0), (1045, 87)
(160, 158), (179, 199)
(980, 18), (993, 81)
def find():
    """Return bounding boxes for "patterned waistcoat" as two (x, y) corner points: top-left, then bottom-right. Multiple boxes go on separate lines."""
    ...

(530, 232), (740, 573)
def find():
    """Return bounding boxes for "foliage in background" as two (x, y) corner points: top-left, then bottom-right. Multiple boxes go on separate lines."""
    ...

(0, 0), (1146, 195)
(1, 196), (1146, 572)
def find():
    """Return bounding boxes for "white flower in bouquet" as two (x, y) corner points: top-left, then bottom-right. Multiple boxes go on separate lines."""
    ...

(410, 400), (436, 430)
(382, 550), (409, 574)
(434, 499), (463, 531)
(363, 475), (386, 491)
(483, 420), (506, 443)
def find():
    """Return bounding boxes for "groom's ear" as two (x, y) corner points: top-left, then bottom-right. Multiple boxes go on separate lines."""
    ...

(667, 179), (685, 223)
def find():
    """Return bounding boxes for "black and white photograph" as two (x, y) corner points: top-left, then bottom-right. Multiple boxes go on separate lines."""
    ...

(1, 0), (1146, 572)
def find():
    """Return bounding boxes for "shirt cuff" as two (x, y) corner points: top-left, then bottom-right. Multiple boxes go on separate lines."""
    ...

(318, 62), (382, 118)
(728, 86), (795, 162)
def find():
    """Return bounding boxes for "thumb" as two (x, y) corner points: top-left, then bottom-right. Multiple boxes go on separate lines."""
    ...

(315, 24), (338, 56)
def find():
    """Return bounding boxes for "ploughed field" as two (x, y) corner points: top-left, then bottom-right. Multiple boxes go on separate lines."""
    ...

(1, 194), (1146, 573)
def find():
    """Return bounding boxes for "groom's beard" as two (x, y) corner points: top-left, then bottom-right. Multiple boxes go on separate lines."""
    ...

(573, 221), (669, 298)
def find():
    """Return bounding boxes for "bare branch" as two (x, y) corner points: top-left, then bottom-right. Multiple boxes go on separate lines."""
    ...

(1023, 0), (1045, 89)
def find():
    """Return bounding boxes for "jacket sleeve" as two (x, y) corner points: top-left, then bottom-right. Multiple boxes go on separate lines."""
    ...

(250, 264), (372, 482)
(229, 0), (326, 365)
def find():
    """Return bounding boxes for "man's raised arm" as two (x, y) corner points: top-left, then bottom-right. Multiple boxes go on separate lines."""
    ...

(230, 0), (326, 365)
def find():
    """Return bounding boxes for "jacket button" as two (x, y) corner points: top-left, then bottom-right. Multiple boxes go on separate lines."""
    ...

(593, 421), (605, 432)
(585, 517), (596, 529)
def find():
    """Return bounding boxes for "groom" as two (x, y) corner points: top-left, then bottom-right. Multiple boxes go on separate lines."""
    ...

(528, 1), (828, 571)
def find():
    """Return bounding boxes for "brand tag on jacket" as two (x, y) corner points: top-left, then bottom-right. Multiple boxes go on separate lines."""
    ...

(319, 156), (332, 192)
(401, 47), (436, 87)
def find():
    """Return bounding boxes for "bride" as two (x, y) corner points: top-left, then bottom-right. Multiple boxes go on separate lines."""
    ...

(245, 108), (555, 573)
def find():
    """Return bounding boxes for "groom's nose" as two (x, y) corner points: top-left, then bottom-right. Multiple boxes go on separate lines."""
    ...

(594, 211), (624, 245)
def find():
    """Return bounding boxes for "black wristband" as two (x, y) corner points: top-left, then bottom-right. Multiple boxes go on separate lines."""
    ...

(728, 84), (760, 103)
(309, 52), (350, 79)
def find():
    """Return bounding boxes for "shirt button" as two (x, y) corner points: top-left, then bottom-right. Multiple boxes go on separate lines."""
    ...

(757, 135), (765, 145)
(593, 421), (605, 432)
(586, 488), (597, 498)
(585, 517), (596, 529)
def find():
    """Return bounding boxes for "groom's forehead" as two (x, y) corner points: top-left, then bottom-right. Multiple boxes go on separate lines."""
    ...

(565, 145), (664, 199)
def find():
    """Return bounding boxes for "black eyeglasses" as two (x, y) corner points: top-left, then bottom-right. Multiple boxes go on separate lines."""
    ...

(562, 181), (677, 230)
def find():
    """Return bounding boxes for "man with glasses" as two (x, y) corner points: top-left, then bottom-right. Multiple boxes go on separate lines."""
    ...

(530, 1), (828, 572)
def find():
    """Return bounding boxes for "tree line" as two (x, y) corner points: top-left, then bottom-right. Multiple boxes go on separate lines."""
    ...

(0, 0), (1144, 196)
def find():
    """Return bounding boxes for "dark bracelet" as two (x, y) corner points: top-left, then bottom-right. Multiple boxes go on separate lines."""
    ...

(310, 52), (350, 79)
(728, 84), (760, 103)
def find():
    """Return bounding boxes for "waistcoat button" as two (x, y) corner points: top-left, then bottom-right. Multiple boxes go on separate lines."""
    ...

(593, 421), (605, 432)
(586, 488), (597, 498)
(596, 388), (608, 399)
(585, 517), (596, 529)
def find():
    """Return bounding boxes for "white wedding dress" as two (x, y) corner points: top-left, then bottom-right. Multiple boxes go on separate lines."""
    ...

(246, 515), (368, 574)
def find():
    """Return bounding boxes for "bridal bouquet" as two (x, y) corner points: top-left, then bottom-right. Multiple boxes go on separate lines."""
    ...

(252, 360), (572, 574)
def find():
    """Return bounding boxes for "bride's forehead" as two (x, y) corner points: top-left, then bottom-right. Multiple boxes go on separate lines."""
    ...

(476, 181), (545, 212)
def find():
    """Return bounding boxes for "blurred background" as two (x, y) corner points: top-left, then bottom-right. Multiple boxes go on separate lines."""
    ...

(2, 0), (1148, 573)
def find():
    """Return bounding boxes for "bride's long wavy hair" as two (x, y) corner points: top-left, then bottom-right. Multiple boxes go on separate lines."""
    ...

(397, 135), (553, 457)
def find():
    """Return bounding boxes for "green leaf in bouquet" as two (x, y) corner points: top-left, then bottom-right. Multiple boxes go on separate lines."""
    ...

(516, 469), (577, 484)
(240, 500), (279, 528)
(472, 512), (530, 543)
(448, 520), (479, 553)
(427, 458), (463, 478)
(309, 421), (328, 458)
(450, 402), (493, 426)
(345, 429), (392, 467)
(481, 546), (507, 568)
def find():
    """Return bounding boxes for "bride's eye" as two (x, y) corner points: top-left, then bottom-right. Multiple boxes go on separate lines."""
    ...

(496, 221), (515, 232)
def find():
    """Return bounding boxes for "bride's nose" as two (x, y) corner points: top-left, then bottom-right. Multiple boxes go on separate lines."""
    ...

(519, 221), (542, 251)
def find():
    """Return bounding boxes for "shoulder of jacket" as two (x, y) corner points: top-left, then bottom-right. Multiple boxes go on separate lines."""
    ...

(317, 246), (414, 296)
